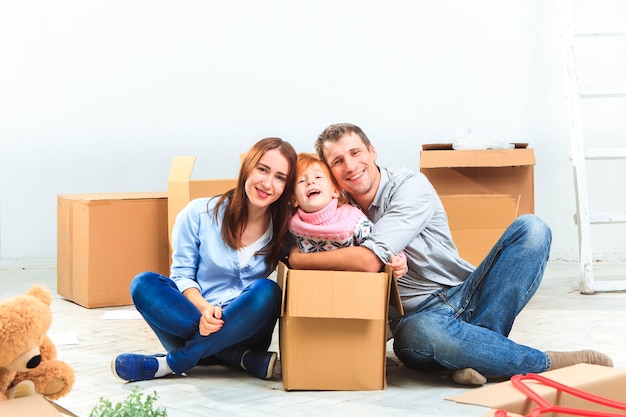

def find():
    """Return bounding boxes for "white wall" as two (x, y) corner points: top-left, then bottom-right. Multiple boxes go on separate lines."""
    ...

(1, 0), (625, 263)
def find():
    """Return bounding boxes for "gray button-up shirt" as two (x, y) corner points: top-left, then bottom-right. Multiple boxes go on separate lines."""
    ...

(359, 166), (474, 316)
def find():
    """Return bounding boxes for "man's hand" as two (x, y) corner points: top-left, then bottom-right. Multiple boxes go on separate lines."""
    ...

(387, 253), (408, 279)
(199, 305), (224, 336)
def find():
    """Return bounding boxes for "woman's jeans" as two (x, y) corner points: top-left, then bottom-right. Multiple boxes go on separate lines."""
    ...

(130, 273), (282, 375)
(393, 214), (553, 377)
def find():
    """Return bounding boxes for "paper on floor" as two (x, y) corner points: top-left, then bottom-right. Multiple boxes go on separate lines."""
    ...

(100, 309), (142, 320)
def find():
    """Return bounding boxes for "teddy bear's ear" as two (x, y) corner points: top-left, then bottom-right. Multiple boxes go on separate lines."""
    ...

(26, 285), (53, 306)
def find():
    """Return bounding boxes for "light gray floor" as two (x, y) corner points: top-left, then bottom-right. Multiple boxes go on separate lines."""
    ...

(2, 261), (625, 417)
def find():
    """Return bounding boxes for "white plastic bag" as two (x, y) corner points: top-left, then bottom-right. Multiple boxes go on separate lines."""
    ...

(452, 128), (514, 150)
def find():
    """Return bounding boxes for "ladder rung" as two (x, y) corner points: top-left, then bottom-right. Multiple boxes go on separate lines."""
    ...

(580, 84), (626, 98)
(589, 212), (626, 224)
(585, 147), (626, 159)
(574, 32), (626, 38)
(593, 280), (626, 293)
(580, 91), (626, 99)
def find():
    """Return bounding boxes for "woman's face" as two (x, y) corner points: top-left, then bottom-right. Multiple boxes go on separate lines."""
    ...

(293, 162), (340, 213)
(244, 148), (290, 211)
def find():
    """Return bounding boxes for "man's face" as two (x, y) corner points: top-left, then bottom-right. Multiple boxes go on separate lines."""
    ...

(321, 132), (378, 199)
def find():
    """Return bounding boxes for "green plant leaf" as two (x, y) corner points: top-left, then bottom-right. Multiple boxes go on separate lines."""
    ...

(89, 387), (167, 417)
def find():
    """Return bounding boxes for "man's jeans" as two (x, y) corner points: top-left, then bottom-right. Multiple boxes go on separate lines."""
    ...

(130, 272), (281, 375)
(393, 214), (553, 377)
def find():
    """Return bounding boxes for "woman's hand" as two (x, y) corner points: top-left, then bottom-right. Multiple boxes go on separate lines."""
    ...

(182, 288), (225, 336)
(387, 253), (408, 279)
(199, 305), (224, 336)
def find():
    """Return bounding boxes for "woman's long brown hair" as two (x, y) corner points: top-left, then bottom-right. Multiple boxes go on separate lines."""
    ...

(213, 137), (297, 271)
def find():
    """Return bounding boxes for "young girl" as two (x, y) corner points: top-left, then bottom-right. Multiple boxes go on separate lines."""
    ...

(112, 137), (297, 382)
(289, 153), (406, 275)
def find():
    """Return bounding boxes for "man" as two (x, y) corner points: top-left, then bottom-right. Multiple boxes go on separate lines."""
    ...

(288, 122), (612, 385)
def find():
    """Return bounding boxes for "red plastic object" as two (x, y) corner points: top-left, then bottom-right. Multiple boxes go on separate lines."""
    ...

(494, 373), (626, 417)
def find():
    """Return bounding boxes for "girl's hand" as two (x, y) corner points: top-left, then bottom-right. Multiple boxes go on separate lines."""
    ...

(199, 305), (224, 336)
(387, 253), (408, 279)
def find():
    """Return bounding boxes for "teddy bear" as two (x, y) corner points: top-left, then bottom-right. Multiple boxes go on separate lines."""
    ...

(0, 285), (75, 401)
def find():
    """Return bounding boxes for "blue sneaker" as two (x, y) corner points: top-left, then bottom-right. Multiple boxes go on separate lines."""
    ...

(111, 353), (161, 382)
(241, 350), (277, 380)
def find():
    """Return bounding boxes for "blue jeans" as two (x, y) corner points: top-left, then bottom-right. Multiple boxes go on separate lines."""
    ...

(393, 214), (553, 377)
(130, 272), (281, 375)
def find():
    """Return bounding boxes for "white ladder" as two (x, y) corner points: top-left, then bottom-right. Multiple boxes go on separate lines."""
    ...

(558, 0), (626, 294)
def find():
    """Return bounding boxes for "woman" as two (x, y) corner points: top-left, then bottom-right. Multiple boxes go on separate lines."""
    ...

(112, 137), (297, 382)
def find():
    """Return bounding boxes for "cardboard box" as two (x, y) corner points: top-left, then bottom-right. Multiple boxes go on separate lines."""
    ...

(167, 156), (236, 248)
(447, 364), (626, 417)
(420, 147), (535, 215)
(57, 192), (169, 308)
(420, 146), (534, 265)
(440, 194), (520, 266)
(0, 395), (78, 417)
(276, 262), (403, 391)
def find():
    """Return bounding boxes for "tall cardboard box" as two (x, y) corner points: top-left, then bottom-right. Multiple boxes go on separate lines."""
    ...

(276, 262), (403, 391)
(420, 147), (535, 214)
(167, 156), (236, 249)
(420, 146), (534, 265)
(57, 192), (169, 308)
(440, 194), (520, 266)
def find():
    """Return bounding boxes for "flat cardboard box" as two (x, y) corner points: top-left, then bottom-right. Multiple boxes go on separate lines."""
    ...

(276, 262), (403, 391)
(167, 156), (236, 248)
(447, 364), (626, 417)
(440, 194), (520, 266)
(57, 192), (169, 308)
(420, 147), (535, 215)
(0, 395), (78, 417)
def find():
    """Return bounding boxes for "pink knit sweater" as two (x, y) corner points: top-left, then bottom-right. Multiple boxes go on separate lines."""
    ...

(289, 199), (373, 252)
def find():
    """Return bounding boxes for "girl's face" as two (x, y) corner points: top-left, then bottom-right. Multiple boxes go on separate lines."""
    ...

(293, 162), (340, 213)
(244, 148), (290, 211)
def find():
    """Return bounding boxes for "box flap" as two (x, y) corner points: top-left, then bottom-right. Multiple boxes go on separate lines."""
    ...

(386, 265), (404, 316)
(422, 143), (528, 151)
(283, 267), (390, 320)
(167, 156), (197, 247)
(167, 156), (237, 249)
(446, 364), (626, 415)
(420, 148), (535, 168)
(277, 261), (289, 316)
(277, 262), (403, 319)
(57, 192), (167, 202)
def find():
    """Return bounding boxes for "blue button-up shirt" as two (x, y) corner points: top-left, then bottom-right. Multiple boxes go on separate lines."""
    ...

(170, 197), (273, 307)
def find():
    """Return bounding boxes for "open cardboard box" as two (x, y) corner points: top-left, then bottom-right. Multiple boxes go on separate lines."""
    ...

(420, 146), (535, 215)
(440, 194), (520, 266)
(447, 364), (626, 417)
(420, 146), (533, 266)
(276, 262), (404, 391)
(57, 192), (169, 308)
